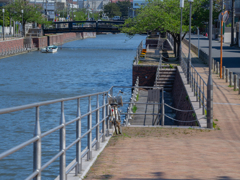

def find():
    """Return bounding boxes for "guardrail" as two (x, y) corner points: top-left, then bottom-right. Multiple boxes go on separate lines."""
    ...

(123, 77), (139, 126)
(154, 55), (163, 86)
(213, 60), (240, 94)
(0, 43), (36, 58)
(181, 51), (207, 116)
(0, 88), (113, 180)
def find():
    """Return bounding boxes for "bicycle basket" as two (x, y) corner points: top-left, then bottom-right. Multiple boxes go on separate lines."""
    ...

(108, 96), (123, 106)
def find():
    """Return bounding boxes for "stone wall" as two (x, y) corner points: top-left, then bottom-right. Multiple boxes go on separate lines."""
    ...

(0, 32), (96, 52)
(0, 38), (24, 53)
(172, 68), (197, 126)
(182, 38), (211, 66)
(132, 65), (158, 86)
(32, 36), (48, 48)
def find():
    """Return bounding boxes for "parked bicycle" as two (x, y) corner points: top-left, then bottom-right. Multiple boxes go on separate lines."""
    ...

(108, 91), (123, 135)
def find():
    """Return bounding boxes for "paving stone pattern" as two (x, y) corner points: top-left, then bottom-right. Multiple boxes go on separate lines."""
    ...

(84, 41), (240, 180)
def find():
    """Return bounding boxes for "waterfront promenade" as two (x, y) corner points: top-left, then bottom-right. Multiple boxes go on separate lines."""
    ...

(84, 42), (240, 179)
(185, 34), (240, 76)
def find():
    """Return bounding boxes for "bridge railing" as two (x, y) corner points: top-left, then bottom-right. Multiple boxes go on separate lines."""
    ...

(0, 87), (116, 180)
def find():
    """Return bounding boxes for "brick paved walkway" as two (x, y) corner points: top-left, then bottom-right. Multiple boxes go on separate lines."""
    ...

(84, 44), (240, 180)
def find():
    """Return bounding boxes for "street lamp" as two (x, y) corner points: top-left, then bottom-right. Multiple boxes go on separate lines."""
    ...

(207, 0), (213, 129)
(187, 0), (193, 84)
(2, 8), (4, 41)
(179, 0), (184, 64)
(21, 9), (24, 37)
(231, 0), (235, 46)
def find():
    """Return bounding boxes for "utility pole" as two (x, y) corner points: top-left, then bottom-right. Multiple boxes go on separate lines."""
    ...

(207, 0), (213, 129)
(72, 1), (74, 21)
(187, 0), (193, 84)
(179, 0), (184, 64)
(231, 0), (235, 46)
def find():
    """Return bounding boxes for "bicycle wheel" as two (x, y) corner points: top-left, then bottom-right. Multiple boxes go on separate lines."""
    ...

(116, 110), (122, 134)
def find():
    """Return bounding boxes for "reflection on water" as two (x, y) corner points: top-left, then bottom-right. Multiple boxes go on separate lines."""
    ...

(0, 33), (146, 179)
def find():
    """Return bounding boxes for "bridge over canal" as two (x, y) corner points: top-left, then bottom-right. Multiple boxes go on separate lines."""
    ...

(43, 21), (125, 35)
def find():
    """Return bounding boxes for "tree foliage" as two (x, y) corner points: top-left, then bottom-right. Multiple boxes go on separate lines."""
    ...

(116, 1), (131, 18)
(121, 0), (222, 57)
(4, 0), (50, 34)
(104, 3), (122, 18)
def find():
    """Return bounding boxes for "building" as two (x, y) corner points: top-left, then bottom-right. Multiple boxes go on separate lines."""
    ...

(0, 0), (8, 6)
(78, 0), (110, 12)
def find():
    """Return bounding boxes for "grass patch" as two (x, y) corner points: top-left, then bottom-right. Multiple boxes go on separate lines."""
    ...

(136, 94), (139, 101)
(228, 85), (233, 87)
(123, 133), (131, 138)
(213, 119), (220, 130)
(132, 105), (137, 113)
(234, 88), (239, 91)
(213, 121), (217, 128)
(138, 60), (142, 64)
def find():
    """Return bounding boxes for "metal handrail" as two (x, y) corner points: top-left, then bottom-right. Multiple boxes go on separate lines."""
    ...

(124, 77), (139, 126)
(181, 50), (207, 116)
(0, 87), (113, 180)
(154, 55), (163, 86)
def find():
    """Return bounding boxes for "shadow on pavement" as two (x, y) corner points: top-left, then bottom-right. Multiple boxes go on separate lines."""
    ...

(117, 172), (236, 180)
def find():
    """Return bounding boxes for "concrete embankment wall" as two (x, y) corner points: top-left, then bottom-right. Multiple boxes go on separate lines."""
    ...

(132, 63), (198, 126)
(182, 38), (209, 65)
(0, 32), (96, 52)
(132, 64), (158, 86)
(0, 38), (25, 51)
(172, 67), (197, 126)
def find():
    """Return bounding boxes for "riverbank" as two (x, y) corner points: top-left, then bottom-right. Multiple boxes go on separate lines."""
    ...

(0, 32), (96, 59)
(83, 35), (240, 179)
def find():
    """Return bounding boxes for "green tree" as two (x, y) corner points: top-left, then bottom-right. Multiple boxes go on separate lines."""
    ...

(0, 8), (10, 26)
(122, 0), (190, 58)
(192, 0), (221, 30)
(74, 10), (87, 21)
(104, 3), (122, 18)
(5, 0), (50, 35)
(121, 0), (221, 58)
(116, 1), (131, 18)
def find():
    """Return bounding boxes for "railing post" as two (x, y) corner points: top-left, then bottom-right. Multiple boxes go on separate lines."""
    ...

(60, 101), (66, 180)
(213, 60), (216, 72)
(33, 106), (41, 180)
(199, 79), (201, 108)
(87, 96), (92, 160)
(216, 61), (219, 75)
(96, 94), (100, 150)
(226, 69), (229, 83)
(239, 78), (240, 94)
(75, 98), (82, 175)
(161, 88), (165, 126)
(234, 74), (237, 91)
(196, 75), (198, 101)
(202, 84), (205, 115)
(230, 72), (233, 87)
(102, 93), (106, 142)
(222, 66), (225, 79)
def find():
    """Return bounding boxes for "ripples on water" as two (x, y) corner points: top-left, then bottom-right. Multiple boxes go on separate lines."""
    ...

(0, 33), (146, 179)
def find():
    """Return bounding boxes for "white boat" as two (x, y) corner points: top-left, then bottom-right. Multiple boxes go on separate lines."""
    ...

(41, 45), (58, 53)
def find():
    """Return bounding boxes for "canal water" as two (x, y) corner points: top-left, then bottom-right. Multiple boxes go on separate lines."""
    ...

(0, 33), (146, 179)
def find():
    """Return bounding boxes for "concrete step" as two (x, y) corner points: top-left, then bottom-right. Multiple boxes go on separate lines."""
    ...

(156, 82), (174, 85)
(157, 78), (175, 81)
(157, 74), (176, 78)
(159, 71), (176, 75)
(158, 84), (173, 87)
(160, 68), (176, 71)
